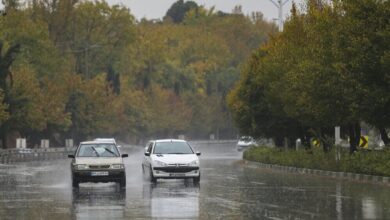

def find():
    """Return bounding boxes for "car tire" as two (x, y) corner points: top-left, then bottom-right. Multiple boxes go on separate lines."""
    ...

(72, 177), (79, 188)
(150, 168), (157, 183)
(119, 177), (126, 188)
(193, 175), (200, 183)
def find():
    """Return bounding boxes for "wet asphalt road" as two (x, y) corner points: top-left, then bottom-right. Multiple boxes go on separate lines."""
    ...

(1, 142), (390, 220)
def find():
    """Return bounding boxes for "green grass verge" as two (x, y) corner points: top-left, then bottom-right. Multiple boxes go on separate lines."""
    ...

(243, 146), (390, 177)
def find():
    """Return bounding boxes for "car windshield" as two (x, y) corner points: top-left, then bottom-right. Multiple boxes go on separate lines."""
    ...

(153, 142), (194, 154)
(240, 136), (253, 142)
(77, 144), (119, 157)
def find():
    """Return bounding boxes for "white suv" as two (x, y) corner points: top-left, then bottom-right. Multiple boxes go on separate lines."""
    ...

(142, 139), (201, 183)
(68, 140), (128, 188)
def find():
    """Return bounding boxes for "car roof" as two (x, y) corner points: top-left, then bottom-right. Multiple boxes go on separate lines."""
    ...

(153, 139), (187, 143)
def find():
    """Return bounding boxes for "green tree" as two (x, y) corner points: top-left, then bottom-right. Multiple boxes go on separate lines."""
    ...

(228, 0), (390, 151)
(164, 0), (198, 23)
(0, 91), (8, 124)
(70, 0), (136, 78)
(333, 0), (390, 146)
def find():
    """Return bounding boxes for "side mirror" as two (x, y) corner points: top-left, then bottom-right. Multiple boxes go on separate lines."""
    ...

(144, 152), (150, 156)
(121, 154), (128, 158)
(68, 154), (75, 158)
(196, 151), (201, 156)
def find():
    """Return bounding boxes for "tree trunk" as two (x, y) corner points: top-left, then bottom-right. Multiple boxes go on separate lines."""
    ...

(349, 123), (361, 154)
(379, 127), (389, 145)
(1, 134), (5, 149)
(355, 123), (361, 148)
(274, 136), (284, 148)
(300, 128), (311, 149)
(288, 137), (296, 149)
(349, 124), (357, 153)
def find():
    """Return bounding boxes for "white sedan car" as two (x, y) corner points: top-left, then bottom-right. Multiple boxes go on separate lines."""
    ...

(142, 139), (201, 183)
(237, 136), (258, 151)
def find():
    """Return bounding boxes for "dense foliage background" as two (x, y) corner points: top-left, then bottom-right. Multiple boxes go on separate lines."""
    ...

(228, 0), (390, 152)
(0, 0), (276, 147)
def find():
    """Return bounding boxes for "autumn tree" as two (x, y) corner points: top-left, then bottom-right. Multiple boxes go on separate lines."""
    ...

(228, 0), (390, 151)
(164, 0), (198, 23)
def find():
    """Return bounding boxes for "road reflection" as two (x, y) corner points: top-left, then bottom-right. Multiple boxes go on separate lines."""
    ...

(1, 144), (390, 219)
(143, 180), (200, 219)
(362, 197), (379, 220)
(72, 184), (126, 220)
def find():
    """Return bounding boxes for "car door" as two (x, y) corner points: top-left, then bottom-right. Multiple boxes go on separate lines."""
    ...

(143, 142), (154, 169)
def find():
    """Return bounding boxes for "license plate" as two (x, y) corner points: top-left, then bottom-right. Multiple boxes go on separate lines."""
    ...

(91, 171), (109, 176)
(169, 173), (185, 177)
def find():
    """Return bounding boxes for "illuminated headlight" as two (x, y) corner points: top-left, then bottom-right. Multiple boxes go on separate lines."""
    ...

(111, 164), (124, 169)
(75, 164), (89, 170)
(155, 160), (167, 167)
(188, 160), (199, 166)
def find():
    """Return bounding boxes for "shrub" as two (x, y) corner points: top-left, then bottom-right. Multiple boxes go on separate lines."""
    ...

(244, 146), (390, 177)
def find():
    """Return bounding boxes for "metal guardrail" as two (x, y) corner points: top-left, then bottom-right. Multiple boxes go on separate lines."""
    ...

(0, 140), (235, 164)
(188, 140), (237, 144)
(0, 147), (76, 164)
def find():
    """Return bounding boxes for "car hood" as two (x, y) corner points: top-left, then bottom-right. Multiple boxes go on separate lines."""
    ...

(75, 157), (122, 165)
(238, 141), (253, 146)
(151, 154), (198, 164)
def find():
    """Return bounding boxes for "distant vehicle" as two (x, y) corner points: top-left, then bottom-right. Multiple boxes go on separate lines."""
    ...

(94, 138), (117, 145)
(142, 139), (201, 183)
(237, 136), (258, 151)
(68, 140), (128, 188)
(17, 149), (33, 154)
(94, 138), (121, 150)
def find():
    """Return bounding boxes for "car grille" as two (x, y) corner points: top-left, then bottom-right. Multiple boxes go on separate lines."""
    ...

(167, 163), (187, 167)
(88, 165), (110, 169)
(154, 166), (199, 173)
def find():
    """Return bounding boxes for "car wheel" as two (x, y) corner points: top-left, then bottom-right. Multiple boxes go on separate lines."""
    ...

(72, 177), (79, 188)
(119, 177), (126, 188)
(150, 168), (157, 183)
(193, 173), (200, 183)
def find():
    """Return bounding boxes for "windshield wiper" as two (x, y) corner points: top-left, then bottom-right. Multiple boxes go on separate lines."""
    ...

(91, 147), (100, 157)
(104, 147), (117, 156)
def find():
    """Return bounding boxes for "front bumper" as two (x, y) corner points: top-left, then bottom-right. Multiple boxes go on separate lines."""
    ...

(237, 145), (251, 151)
(72, 169), (125, 183)
(152, 166), (200, 178)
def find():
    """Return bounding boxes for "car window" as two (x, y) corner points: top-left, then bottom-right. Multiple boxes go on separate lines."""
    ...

(77, 144), (119, 157)
(240, 136), (253, 142)
(147, 142), (153, 153)
(153, 142), (194, 154)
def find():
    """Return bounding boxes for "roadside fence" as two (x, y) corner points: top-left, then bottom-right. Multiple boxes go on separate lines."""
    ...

(0, 147), (76, 164)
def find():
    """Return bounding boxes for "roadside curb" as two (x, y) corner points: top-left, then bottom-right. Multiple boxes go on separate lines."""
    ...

(243, 160), (390, 185)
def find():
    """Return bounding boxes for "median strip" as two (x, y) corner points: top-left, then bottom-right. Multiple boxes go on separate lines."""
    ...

(243, 146), (390, 185)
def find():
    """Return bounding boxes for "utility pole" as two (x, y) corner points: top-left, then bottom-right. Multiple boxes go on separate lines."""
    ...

(268, 0), (290, 31)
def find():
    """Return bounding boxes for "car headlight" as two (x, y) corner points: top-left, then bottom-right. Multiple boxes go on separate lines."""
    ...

(188, 160), (199, 166)
(111, 164), (124, 169)
(75, 164), (89, 170)
(155, 160), (167, 167)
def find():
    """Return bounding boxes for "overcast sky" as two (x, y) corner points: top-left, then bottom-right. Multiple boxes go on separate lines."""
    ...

(108, 0), (304, 22)
(1, 0), (305, 22)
